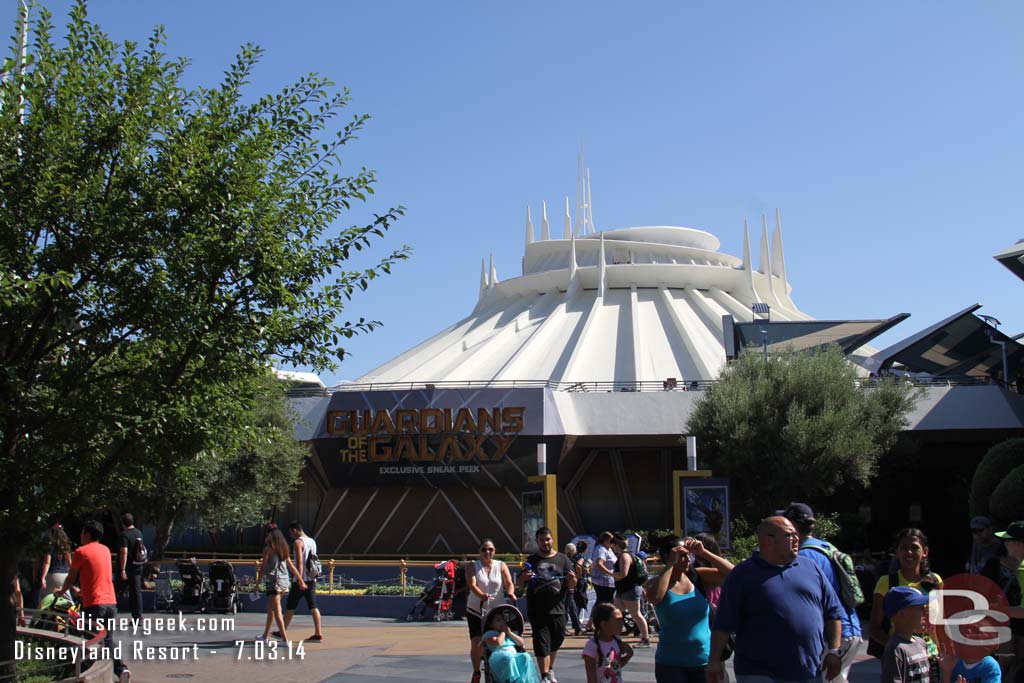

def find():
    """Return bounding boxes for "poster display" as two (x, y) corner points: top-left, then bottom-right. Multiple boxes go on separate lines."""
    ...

(680, 477), (730, 549)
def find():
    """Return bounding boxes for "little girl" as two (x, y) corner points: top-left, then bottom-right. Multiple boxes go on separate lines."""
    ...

(582, 603), (635, 683)
(481, 609), (540, 683)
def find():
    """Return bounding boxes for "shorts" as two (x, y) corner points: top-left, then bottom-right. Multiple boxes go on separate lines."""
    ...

(655, 662), (706, 683)
(285, 581), (318, 611)
(616, 585), (642, 601)
(528, 613), (566, 658)
(265, 575), (290, 595)
(467, 612), (483, 639)
(593, 585), (616, 605)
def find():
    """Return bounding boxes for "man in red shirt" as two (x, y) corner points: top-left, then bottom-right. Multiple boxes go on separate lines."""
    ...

(55, 519), (131, 683)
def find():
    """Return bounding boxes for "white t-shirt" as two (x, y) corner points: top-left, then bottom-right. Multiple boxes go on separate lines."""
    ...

(591, 545), (617, 588)
(582, 637), (624, 683)
(296, 534), (317, 582)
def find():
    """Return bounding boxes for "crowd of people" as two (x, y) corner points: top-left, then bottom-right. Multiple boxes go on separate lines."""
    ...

(12, 508), (1024, 683)
(459, 508), (1024, 683)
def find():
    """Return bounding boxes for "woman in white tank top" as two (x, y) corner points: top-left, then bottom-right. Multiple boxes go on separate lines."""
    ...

(466, 538), (517, 683)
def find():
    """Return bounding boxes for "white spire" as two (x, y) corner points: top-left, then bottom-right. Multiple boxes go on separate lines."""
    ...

(759, 213), (771, 275)
(742, 220), (752, 271)
(480, 258), (488, 292)
(563, 196), (572, 239)
(525, 205), (534, 246)
(586, 168), (595, 235)
(575, 146), (584, 235)
(489, 253), (498, 286)
(771, 208), (788, 283)
(598, 233), (607, 297)
(541, 201), (550, 241)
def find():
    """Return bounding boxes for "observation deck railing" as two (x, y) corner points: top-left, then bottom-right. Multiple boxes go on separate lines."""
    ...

(286, 375), (1001, 398)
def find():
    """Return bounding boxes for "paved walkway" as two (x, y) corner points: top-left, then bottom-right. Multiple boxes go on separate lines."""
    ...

(105, 613), (881, 682)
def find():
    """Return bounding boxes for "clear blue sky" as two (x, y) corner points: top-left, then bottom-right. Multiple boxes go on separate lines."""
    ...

(35, 1), (1024, 385)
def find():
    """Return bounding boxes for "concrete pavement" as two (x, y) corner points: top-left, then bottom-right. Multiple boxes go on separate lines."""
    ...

(93, 613), (882, 682)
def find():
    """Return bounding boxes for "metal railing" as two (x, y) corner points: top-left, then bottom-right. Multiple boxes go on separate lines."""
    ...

(286, 375), (1003, 397)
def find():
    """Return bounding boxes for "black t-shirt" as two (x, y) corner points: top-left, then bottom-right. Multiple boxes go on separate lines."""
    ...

(525, 552), (573, 616)
(119, 528), (144, 574)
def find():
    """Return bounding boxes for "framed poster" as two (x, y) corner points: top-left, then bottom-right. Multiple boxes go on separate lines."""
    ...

(678, 477), (731, 550)
(522, 491), (544, 554)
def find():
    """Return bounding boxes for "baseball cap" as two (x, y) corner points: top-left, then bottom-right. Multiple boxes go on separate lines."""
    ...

(883, 586), (929, 619)
(776, 502), (815, 523)
(995, 521), (1024, 541)
(970, 516), (992, 530)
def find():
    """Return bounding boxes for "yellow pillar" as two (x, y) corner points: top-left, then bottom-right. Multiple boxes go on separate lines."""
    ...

(528, 473), (559, 549)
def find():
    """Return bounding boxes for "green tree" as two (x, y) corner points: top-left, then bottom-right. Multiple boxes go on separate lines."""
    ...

(123, 371), (311, 558)
(969, 438), (1024, 522)
(990, 465), (1024, 525)
(0, 3), (406, 666)
(686, 346), (917, 517)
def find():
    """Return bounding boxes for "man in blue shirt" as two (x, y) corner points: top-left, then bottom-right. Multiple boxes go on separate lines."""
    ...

(708, 516), (843, 683)
(780, 502), (863, 681)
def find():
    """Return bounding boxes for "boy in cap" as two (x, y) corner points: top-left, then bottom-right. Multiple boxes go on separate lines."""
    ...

(995, 522), (1024, 681)
(880, 586), (931, 682)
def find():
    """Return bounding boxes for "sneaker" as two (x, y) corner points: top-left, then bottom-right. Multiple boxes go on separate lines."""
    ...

(305, 634), (323, 642)
(118, 670), (132, 683)
(470, 672), (481, 683)
(270, 630), (283, 638)
(637, 638), (652, 648)
(547, 671), (558, 683)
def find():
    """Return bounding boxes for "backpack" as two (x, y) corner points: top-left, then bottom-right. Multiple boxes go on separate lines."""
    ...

(132, 536), (148, 566)
(800, 539), (863, 609)
(304, 548), (322, 581)
(627, 551), (648, 584)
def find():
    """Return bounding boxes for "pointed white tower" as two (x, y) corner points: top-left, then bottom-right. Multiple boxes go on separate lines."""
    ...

(563, 196), (572, 239)
(598, 233), (607, 298)
(759, 214), (771, 275)
(742, 220), (757, 304)
(479, 258), (488, 293)
(541, 201), (550, 241)
(525, 206), (534, 246)
(489, 253), (498, 286)
(771, 208), (788, 284)
(586, 169), (595, 235)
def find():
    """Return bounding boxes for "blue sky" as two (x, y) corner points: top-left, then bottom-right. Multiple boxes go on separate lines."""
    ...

(34, 2), (1024, 384)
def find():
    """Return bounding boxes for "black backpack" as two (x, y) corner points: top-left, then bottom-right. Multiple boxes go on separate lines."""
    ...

(132, 535), (148, 566)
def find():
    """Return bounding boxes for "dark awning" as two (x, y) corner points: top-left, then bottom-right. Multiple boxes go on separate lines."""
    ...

(866, 304), (1024, 380)
(733, 314), (909, 356)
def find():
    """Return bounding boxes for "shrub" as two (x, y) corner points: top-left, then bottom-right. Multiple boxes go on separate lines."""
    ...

(990, 464), (1024, 524)
(970, 439), (1024, 522)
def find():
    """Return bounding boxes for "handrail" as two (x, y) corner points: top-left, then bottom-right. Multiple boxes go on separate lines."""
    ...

(286, 375), (1003, 397)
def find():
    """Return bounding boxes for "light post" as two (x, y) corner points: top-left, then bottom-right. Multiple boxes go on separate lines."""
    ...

(761, 328), (769, 362)
(979, 315), (1009, 387)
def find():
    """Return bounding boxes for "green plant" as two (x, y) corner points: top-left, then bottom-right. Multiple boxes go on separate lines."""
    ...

(687, 346), (917, 515)
(990, 464), (1024, 524)
(362, 584), (406, 596)
(970, 439), (1024, 523)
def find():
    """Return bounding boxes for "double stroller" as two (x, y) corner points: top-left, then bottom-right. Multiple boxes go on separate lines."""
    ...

(406, 559), (461, 622)
(163, 558), (241, 613)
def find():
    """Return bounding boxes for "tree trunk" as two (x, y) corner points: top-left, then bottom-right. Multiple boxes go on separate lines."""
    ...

(0, 551), (19, 683)
(152, 505), (178, 561)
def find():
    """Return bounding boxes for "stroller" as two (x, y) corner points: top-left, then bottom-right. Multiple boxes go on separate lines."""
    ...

(207, 561), (242, 614)
(176, 558), (210, 612)
(31, 592), (81, 634)
(154, 570), (176, 612)
(481, 604), (536, 683)
(405, 559), (459, 622)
